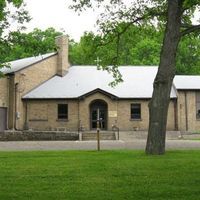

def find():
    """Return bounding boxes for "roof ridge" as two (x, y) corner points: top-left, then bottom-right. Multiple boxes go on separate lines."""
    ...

(70, 65), (158, 68)
(7, 52), (56, 64)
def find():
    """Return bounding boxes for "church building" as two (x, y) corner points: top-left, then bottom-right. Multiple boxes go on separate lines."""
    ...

(0, 35), (200, 133)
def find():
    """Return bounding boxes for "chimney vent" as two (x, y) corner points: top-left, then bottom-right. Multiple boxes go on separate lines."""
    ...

(55, 35), (69, 76)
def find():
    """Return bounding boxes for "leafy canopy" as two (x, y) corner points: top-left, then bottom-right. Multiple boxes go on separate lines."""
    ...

(0, 0), (30, 76)
(70, 0), (200, 85)
(1, 28), (63, 62)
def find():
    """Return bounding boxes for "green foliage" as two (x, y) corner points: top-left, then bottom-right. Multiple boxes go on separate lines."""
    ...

(0, 0), (30, 33)
(0, 0), (30, 76)
(70, 0), (200, 80)
(70, 25), (162, 66)
(183, 0), (200, 8)
(1, 28), (63, 62)
(69, 24), (200, 75)
(69, 32), (100, 65)
(176, 35), (200, 74)
(1, 24), (199, 76)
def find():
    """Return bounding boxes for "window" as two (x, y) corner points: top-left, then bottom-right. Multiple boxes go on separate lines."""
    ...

(131, 104), (141, 119)
(58, 104), (68, 120)
(196, 92), (200, 119)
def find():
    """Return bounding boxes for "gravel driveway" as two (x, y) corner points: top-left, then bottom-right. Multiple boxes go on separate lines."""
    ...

(0, 139), (199, 151)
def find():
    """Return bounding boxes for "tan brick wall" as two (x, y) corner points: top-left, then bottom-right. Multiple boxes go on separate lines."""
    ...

(79, 92), (118, 130)
(56, 35), (69, 76)
(16, 55), (57, 95)
(75, 92), (175, 131)
(26, 92), (176, 131)
(117, 100), (147, 131)
(8, 75), (15, 129)
(177, 91), (200, 131)
(29, 103), (48, 120)
(14, 55), (58, 130)
(117, 100), (175, 131)
(167, 101), (176, 130)
(0, 77), (8, 107)
(27, 100), (79, 131)
(177, 91), (188, 131)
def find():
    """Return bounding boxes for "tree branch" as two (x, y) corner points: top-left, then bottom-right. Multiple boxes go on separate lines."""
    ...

(181, 24), (200, 36)
(98, 8), (166, 47)
(181, 1), (200, 14)
(98, 17), (144, 47)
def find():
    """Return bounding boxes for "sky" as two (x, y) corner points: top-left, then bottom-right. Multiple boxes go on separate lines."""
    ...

(23, 0), (99, 41)
(23, 0), (199, 42)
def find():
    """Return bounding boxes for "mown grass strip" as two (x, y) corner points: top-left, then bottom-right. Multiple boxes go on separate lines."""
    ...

(0, 150), (199, 200)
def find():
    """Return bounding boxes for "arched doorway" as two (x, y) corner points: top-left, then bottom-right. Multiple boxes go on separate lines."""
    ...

(90, 99), (108, 130)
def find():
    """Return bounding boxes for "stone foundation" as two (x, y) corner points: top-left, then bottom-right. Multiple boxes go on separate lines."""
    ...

(0, 130), (78, 141)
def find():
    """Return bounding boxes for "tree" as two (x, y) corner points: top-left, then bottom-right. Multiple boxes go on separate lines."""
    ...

(1, 28), (63, 62)
(69, 32), (100, 65)
(70, 25), (199, 74)
(176, 35), (200, 74)
(71, 0), (200, 154)
(0, 0), (30, 76)
(70, 25), (162, 66)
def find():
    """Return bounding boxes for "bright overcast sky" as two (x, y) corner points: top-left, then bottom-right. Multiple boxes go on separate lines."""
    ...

(23, 0), (99, 41)
(23, 0), (199, 42)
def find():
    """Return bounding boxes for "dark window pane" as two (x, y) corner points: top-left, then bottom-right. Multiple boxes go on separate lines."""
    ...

(131, 104), (141, 119)
(58, 104), (68, 119)
(92, 122), (97, 128)
(92, 110), (97, 119)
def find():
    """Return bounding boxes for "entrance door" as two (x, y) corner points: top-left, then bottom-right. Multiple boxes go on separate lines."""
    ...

(90, 100), (107, 130)
(0, 107), (7, 132)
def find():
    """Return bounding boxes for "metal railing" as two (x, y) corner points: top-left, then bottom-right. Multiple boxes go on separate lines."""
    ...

(112, 125), (120, 140)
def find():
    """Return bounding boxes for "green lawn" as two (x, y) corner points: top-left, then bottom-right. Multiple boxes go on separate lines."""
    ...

(0, 150), (200, 200)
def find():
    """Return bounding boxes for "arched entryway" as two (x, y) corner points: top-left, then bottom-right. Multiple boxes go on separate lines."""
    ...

(90, 99), (108, 130)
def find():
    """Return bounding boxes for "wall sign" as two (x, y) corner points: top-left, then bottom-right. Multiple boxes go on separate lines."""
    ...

(109, 111), (117, 117)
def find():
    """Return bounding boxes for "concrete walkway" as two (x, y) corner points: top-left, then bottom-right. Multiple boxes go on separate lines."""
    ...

(0, 139), (200, 151)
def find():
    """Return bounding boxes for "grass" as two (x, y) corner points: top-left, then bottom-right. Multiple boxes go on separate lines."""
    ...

(192, 131), (200, 134)
(0, 150), (200, 200)
(189, 138), (200, 141)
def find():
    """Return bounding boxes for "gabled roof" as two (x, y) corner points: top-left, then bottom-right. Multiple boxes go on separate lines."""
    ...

(1, 52), (57, 74)
(79, 88), (118, 99)
(174, 75), (200, 90)
(23, 66), (177, 99)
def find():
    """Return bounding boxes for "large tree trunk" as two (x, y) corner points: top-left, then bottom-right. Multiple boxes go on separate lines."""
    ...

(145, 0), (183, 155)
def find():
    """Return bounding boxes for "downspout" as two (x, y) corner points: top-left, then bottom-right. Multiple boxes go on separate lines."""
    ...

(78, 99), (80, 132)
(116, 98), (119, 128)
(8, 74), (15, 130)
(6, 76), (10, 130)
(14, 83), (19, 130)
(24, 100), (29, 130)
(172, 83), (178, 131)
(174, 99), (178, 131)
(184, 91), (188, 131)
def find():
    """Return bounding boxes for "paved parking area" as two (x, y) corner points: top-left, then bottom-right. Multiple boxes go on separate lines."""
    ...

(0, 139), (200, 151)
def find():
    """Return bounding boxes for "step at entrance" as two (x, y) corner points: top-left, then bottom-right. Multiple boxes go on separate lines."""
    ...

(82, 131), (116, 140)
